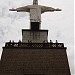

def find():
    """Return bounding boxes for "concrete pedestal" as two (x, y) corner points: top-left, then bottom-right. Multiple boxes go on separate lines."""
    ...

(22, 29), (48, 43)
(0, 42), (71, 75)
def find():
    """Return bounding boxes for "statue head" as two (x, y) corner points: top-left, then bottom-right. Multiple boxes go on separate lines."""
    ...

(33, 0), (38, 5)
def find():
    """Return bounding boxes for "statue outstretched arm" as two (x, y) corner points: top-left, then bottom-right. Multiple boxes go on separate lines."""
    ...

(41, 6), (61, 13)
(9, 6), (30, 12)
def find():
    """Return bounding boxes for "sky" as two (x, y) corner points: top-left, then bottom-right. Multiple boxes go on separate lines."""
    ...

(0, 0), (74, 75)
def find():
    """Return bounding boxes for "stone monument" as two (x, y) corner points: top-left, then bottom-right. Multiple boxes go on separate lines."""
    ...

(0, 0), (71, 75)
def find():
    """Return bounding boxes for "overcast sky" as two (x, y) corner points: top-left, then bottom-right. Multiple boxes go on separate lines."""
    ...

(0, 0), (74, 75)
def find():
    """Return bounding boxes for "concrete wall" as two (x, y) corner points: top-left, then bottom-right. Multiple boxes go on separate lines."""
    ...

(1, 47), (71, 75)
(22, 30), (48, 43)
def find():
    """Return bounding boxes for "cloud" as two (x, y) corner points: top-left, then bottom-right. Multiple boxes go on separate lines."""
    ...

(0, 0), (74, 75)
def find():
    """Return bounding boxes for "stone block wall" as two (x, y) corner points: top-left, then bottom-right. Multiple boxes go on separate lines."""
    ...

(1, 47), (71, 75)
(22, 30), (48, 43)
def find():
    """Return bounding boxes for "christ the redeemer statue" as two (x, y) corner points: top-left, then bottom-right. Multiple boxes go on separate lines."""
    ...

(9, 0), (61, 26)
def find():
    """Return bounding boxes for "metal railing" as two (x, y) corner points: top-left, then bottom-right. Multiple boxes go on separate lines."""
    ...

(5, 42), (64, 49)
